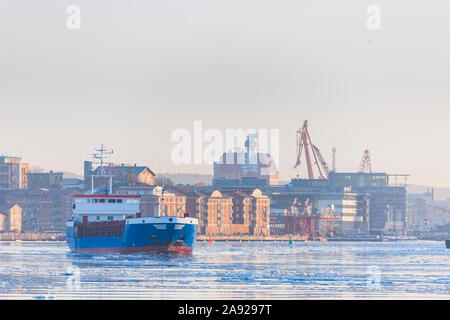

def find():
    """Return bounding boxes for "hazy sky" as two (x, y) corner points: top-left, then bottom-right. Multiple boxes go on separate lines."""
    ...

(1, 1), (449, 187)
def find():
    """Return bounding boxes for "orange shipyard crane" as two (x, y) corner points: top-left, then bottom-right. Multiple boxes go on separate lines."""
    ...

(358, 149), (372, 173)
(293, 120), (329, 179)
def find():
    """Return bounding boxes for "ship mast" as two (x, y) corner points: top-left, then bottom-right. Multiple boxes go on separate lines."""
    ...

(160, 177), (165, 217)
(91, 144), (114, 195)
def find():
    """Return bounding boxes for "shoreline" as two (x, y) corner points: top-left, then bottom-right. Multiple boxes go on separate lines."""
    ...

(0, 233), (447, 243)
(0, 232), (65, 241)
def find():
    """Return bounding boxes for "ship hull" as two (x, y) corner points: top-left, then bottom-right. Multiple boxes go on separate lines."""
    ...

(66, 217), (198, 255)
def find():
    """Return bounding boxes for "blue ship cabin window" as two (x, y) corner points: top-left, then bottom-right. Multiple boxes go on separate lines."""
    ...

(99, 199), (106, 203)
(117, 199), (123, 203)
(96, 216), (100, 221)
(108, 199), (116, 203)
(108, 216), (113, 221)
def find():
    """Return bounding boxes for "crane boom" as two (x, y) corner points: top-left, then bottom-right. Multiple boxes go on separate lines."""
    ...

(293, 120), (329, 179)
(312, 145), (329, 177)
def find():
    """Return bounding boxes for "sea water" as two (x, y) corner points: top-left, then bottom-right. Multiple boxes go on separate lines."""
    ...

(0, 240), (448, 299)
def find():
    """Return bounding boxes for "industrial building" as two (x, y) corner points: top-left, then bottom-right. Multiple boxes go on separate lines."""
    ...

(28, 171), (64, 190)
(328, 171), (407, 234)
(206, 121), (408, 237)
(213, 133), (279, 187)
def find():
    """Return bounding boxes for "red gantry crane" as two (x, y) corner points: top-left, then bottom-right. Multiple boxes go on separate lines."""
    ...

(285, 199), (338, 240)
(358, 149), (372, 173)
(294, 120), (329, 179)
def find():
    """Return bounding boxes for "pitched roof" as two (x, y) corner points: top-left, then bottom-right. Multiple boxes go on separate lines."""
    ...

(0, 204), (18, 213)
(92, 165), (156, 177)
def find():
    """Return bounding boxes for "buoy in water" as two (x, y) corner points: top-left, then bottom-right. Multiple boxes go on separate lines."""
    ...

(289, 236), (293, 245)
(209, 236), (212, 244)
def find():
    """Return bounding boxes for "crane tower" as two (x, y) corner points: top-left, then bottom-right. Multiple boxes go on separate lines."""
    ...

(358, 149), (372, 173)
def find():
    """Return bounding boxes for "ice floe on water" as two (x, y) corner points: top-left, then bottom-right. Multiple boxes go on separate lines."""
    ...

(0, 240), (448, 299)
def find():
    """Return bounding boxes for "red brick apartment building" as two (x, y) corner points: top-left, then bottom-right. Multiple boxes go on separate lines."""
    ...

(1, 189), (77, 232)
(0, 204), (22, 233)
(117, 186), (188, 218)
(116, 186), (271, 236)
(188, 188), (270, 236)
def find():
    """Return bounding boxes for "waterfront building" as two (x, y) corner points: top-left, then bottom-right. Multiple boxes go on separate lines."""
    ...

(203, 190), (234, 236)
(328, 171), (407, 234)
(0, 156), (29, 189)
(1, 188), (77, 232)
(213, 134), (279, 187)
(84, 161), (156, 191)
(28, 171), (63, 190)
(116, 185), (157, 217)
(0, 204), (22, 233)
(168, 187), (271, 236)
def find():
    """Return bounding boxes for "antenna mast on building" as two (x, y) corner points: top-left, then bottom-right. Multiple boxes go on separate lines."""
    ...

(91, 144), (114, 194)
(332, 146), (336, 172)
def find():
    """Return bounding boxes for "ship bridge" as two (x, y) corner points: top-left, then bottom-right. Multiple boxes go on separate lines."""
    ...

(72, 195), (141, 222)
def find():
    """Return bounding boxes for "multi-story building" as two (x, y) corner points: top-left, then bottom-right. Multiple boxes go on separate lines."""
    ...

(2, 189), (77, 232)
(229, 191), (252, 234)
(407, 190), (450, 232)
(116, 185), (157, 217)
(203, 190), (233, 236)
(117, 185), (191, 219)
(328, 171), (407, 234)
(0, 156), (29, 189)
(119, 185), (271, 236)
(84, 161), (156, 191)
(153, 187), (187, 217)
(213, 134), (279, 187)
(28, 171), (63, 190)
(183, 190), (208, 231)
(249, 189), (270, 236)
(0, 204), (22, 233)
(192, 188), (270, 236)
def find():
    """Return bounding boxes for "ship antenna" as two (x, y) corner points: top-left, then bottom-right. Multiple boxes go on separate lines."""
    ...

(160, 176), (165, 217)
(91, 144), (114, 195)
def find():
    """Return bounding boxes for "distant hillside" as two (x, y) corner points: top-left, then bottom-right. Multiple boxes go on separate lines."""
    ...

(159, 173), (213, 185)
(408, 184), (450, 201)
(63, 172), (84, 180)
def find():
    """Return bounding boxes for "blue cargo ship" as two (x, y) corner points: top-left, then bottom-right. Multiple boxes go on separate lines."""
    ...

(65, 145), (198, 254)
(66, 195), (198, 254)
